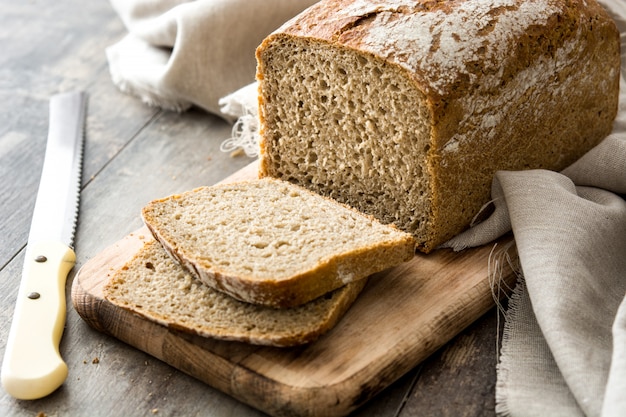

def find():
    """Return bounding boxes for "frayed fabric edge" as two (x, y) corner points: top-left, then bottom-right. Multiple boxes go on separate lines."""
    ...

(105, 42), (193, 113)
(218, 83), (260, 158)
(110, 75), (193, 113)
(485, 239), (523, 417)
(495, 274), (526, 417)
(219, 112), (260, 158)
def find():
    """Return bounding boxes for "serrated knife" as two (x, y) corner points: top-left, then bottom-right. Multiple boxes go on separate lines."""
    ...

(1, 91), (87, 400)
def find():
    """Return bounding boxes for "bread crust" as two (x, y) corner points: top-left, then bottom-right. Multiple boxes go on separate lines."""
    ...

(104, 240), (368, 347)
(259, 0), (618, 104)
(256, 0), (620, 252)
(142, 179), (416, 308)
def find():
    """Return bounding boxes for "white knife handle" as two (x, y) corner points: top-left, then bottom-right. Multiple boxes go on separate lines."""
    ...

(1, 241), (75, 400)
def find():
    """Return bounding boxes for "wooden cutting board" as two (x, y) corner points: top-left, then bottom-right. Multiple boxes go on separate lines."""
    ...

(71, 161), (518, 417)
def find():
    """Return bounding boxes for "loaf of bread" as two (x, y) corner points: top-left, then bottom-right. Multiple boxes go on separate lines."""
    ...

(104, 240), (367, 347)
(256, 0), (620, 252)
(141, 178), (415, 308)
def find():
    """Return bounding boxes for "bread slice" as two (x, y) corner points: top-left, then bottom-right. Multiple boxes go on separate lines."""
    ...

(141, 178), (415, 308)
(255, 0), (620, 252)
(104, 240), (367, 347)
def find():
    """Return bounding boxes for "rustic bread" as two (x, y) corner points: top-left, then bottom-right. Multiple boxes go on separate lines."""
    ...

(104, 240), (367, 347)
(256, 0), (620, 253)
(141, 178), (415, 308)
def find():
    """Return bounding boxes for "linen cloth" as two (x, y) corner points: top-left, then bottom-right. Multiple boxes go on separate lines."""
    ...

(106, 0), (626, 416)
(447, 135), (626, 417)
(106, 0), (317, 116)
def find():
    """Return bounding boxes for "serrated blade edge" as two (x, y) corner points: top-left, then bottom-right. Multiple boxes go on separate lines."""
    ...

(27, 91), (87, 249)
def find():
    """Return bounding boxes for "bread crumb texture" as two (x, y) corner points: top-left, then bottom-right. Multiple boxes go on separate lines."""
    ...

(141, 178), (415, 307)
(104, 240), (367, 346)
(256, 0), (619, 252)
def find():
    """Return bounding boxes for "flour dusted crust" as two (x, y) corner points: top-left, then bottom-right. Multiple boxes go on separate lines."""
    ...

(256, 0), (620, 252)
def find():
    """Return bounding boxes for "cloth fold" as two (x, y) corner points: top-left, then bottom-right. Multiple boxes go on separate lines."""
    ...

(490, 163), (626, 416)
(105, 0), (626, 416)
(106, 0), (317, 115)
(446, 131), (626, 417)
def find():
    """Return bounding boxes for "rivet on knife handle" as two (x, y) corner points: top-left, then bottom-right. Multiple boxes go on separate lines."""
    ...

(1, 242), (75, 400)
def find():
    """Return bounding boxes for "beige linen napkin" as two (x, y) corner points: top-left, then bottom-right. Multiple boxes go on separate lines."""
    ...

(106, 0), (317, 116)
(453, 143), (626, 417)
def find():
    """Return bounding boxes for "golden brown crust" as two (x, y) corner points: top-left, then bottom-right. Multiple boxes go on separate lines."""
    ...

(263, 0), (616, 99)
(145, 219), (409, 308)
(104, 240), (369, 347)
(256, 0), (620, 252)
(142, 179), (416, 308)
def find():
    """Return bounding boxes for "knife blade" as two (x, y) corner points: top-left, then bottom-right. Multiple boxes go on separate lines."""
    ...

(1, 91), (87, 400)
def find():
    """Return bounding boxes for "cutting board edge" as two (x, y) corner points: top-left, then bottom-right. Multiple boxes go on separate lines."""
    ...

(70, 159), (521, 417)
(70, 235), (516, 417)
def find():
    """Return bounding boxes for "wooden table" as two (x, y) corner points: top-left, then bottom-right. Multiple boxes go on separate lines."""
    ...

(0, 1), (505, 416)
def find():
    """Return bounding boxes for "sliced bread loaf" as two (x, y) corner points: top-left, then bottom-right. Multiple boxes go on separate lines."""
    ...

(141, 178), (415, 308)
(255, 0), (620, 252)
(104, 240), (367, 347)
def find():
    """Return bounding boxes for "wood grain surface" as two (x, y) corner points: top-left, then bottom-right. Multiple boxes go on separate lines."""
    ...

(71, 162), (518, 417)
